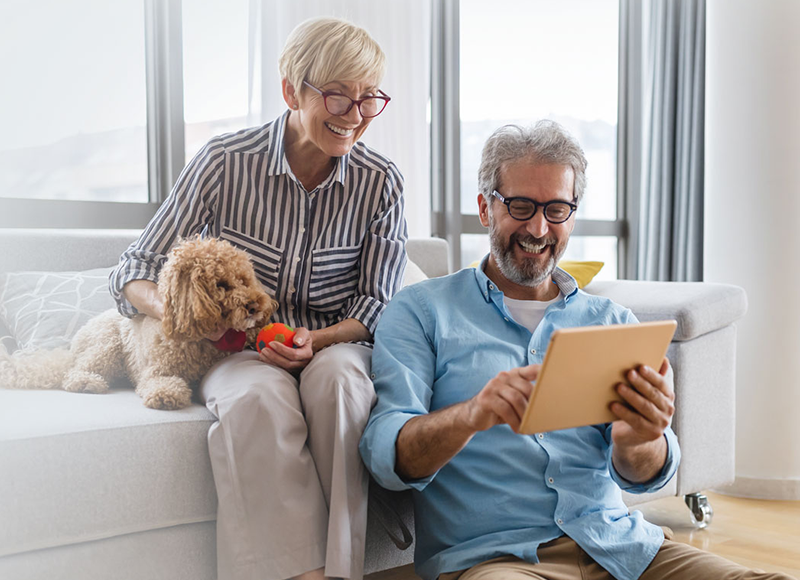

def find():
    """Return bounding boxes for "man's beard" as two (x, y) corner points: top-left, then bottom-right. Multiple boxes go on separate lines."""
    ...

(488, 213), (566, 288)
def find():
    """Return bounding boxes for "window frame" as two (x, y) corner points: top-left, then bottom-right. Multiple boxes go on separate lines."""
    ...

(430, 0), (629, 277)
(0, 0), (184, 229)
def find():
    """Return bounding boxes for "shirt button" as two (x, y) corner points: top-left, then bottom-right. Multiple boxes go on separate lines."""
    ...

(557, 518), (564, 525)
(538, 433), (544, 439)
(548, 477), (554, 484)
(295, 256), (301, 263)
(290, 287), (296, 293)
(300, 227), (306, 234)
(370, 373), (376, 379)
(489, 284), (495, 290)
(288, 305), (294, 311)
(530, 349), (536, 354)
(504, 317), (509, 322)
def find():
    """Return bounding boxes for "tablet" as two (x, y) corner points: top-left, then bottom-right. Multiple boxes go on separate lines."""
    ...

(518, 320), (677, 434)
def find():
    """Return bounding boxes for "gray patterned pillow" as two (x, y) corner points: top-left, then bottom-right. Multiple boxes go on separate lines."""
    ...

(0, 267), (116, 351)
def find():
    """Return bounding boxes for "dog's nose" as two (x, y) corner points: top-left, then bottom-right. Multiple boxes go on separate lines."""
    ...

(248, 307), (257, 315)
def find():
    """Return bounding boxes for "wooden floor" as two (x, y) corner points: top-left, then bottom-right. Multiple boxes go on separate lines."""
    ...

(366, 492), (800, 579)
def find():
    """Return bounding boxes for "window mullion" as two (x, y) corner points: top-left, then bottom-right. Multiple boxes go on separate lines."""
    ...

(144, 0), (185, 204)
(430, 0), (462, 268)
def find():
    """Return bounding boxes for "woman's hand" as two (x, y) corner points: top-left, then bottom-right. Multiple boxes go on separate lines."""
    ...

(258, 327), (315, 371)
(122, 279), (164, 320)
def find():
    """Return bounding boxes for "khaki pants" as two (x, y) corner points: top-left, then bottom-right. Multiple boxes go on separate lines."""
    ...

(439, 529), (796, 580)
(200, 344), (375, 580)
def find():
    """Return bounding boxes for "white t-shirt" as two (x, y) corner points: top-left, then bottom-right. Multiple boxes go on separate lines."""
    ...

(504, 292), (563, 334)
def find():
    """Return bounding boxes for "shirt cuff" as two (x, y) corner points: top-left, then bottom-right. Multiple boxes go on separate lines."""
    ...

(608, 427), (681, 493)
(343, 294), (387, 335)
(109, 264), (159, 318)
(360, 411), (437, 492)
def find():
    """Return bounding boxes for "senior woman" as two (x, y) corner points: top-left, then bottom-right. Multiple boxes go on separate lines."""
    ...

(109, 17), (407, 580)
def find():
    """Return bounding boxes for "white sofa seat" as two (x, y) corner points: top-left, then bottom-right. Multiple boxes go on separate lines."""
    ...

(0, 389), (217, 570)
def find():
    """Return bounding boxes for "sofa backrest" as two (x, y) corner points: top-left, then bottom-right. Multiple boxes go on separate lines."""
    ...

(0, 229), (451, 279)
(0, 229), (141, 273)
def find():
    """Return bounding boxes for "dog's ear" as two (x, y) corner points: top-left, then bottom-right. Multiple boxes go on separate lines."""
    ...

(161, 264), (222, 340)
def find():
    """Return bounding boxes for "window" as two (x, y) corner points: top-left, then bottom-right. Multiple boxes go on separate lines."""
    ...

(1, 1), (431, 233)
(434, 0), (623, 276)
(182, 0), (251, 161)
(0, 0), (148, 203)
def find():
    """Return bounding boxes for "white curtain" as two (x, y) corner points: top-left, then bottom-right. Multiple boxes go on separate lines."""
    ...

(247, 0), (432, 238)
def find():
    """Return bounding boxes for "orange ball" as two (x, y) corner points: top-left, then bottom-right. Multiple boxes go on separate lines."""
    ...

(256, 323), (296, 352)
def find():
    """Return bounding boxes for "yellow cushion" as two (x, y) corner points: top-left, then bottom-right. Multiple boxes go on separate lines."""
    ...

(467, 259), (604, 289)
(557, 260), (604, 288)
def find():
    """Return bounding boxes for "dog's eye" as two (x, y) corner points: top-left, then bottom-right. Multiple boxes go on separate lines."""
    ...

(217, 281), (231, 290)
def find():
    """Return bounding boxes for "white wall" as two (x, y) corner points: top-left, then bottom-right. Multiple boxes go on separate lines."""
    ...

(705, 0), (800, 499)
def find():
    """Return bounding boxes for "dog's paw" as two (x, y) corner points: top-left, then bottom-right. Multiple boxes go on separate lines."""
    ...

(140, 383), (193, 410)
(63, 371), (109, 394)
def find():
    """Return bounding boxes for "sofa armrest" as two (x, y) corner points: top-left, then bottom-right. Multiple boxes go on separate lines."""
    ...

(585, 280), (747, 341)
(586, 280), (745, 501)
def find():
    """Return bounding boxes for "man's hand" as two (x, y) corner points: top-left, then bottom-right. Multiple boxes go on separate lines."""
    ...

(609, 358), (674, 483)
(258, 327), (315, 371)
(464, 364), (540, 433)
(610, 358), (674, 447)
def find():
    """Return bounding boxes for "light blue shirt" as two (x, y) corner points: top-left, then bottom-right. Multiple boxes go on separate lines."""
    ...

(359, 259), (680, 580)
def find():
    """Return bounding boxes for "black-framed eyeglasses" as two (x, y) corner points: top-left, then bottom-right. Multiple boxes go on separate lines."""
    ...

(490, 190), (577, 224)
(303, 81), (391, 118)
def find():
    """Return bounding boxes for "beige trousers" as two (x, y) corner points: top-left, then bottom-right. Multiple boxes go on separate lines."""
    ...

(439, 529), (796, 580)
(200, 343), (375, 580)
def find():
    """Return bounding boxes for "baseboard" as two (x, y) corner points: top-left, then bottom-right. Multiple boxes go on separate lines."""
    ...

(713, 476), (800, 500)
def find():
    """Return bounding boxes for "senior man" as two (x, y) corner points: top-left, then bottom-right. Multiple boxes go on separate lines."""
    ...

(359, 122), (794, 580)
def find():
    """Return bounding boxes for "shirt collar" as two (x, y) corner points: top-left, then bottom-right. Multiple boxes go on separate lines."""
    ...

(267, 110), (349, 187)
(474, 253), (579, 303)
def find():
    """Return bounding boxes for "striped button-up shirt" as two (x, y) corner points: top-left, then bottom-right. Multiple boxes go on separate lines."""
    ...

(109, 110), (407, 335)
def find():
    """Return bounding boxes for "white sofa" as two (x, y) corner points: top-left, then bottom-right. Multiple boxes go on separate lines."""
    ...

(0, 229), (747, 580)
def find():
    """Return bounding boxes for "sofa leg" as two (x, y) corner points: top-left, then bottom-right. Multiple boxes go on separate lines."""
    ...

(684, 493), (714, 528)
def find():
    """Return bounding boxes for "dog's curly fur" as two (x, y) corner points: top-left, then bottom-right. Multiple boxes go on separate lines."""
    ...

(0, 237), (277, 409)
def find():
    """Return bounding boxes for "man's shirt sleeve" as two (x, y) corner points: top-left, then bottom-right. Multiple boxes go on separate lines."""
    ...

(606, 425), (681, 493)
(359, 284), (439, 491)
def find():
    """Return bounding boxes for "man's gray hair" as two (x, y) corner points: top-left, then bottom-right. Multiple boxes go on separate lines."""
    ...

(478, 120), (588, 204)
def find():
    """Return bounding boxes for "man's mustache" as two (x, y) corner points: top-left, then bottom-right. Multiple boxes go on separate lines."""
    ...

(509, 233), (557, 247)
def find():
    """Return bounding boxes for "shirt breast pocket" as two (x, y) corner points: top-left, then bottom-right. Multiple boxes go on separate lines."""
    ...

(307, 245), (362, 313)
(219, 227), (282, 295)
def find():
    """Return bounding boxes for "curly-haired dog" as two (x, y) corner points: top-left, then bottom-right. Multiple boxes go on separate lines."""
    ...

(0, 237), (277, 409)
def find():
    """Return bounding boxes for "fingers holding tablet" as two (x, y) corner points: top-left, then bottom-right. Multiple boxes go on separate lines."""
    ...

(467, 364), (541, 433)
(610, 358), (676, 444)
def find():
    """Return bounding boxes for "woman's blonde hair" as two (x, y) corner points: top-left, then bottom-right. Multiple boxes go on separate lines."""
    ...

(279, 17), (386, 92)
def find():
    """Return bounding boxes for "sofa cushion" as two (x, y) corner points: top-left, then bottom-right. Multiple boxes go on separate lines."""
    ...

(402, 258), (428, 287)
(557, 260), (604, 288)
(0, 388), (217, 558)
(584, 280), (748, 341)
(0, 267), (116, 351)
